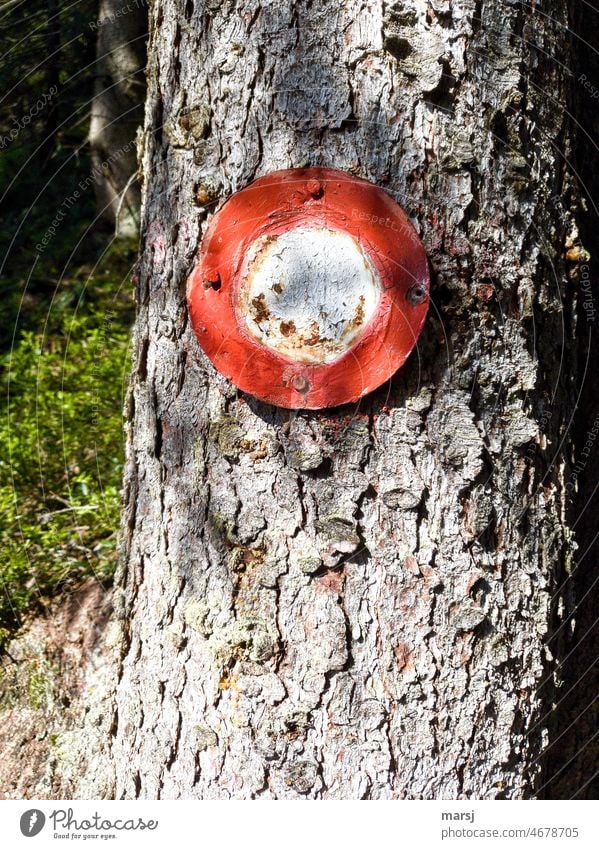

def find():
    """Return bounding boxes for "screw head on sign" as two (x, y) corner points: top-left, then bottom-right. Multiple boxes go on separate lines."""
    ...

(407, 283), (427, 305)
(202, 269), (221, 290)
(186, 167), (430, 409)
(306, 178), (323, 198)
(292, 374), (310, 393)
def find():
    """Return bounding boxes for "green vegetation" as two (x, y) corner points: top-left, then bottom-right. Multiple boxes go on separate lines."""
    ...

(0, 3), (137, 649)
(0, 244), (135, 647)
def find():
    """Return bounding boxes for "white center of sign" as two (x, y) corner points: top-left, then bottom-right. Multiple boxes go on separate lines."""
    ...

(240, 226), (382, 364)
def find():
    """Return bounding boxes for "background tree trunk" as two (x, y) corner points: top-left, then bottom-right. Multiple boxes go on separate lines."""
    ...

(89, 0), (147, 236)
(73, 0), (590, 799)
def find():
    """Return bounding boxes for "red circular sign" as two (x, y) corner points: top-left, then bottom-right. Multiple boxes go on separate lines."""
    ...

(187, 167), (429, 409)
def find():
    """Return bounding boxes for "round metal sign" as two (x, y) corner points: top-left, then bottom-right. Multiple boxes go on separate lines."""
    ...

(187, 167), (429, 409)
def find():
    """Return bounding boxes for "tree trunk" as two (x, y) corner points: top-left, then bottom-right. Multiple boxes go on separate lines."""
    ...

(39, 0), (61, 167)
(75, 0), (588, 799)
(89, 0), (147, 236)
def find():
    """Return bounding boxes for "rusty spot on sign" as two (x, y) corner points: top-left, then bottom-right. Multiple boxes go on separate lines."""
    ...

(251, 293), (270, 323)
(279, 320), (296, 337)
(351, 295), (365, 328)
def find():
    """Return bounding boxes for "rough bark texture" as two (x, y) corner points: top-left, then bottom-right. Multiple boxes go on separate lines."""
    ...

(89, 0), (147, 235)
(0, 581), (111, 799)
(74, 0), (589, 799)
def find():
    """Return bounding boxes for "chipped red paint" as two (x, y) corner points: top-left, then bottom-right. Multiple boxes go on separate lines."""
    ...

(187, 167), (430, 409)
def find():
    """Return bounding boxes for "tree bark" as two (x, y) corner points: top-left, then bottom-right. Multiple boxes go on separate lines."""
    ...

(75, 0), (587, 799)
(89, 0), (147, 235)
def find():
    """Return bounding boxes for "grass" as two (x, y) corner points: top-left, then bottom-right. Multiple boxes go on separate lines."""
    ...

(0, 241), (136, 648)
(0, 0), (136, 651)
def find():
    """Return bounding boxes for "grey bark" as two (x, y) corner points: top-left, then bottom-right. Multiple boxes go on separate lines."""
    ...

(89, 0), (147, 235)
(0, 582), (112, 800)
(74, 0), (588, 799)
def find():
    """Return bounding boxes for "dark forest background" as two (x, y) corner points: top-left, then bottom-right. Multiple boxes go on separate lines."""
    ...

(0, 0), (144, 647)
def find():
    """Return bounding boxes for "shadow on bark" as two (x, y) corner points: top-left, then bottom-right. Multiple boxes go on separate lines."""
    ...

(540, 0), (599, 801)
